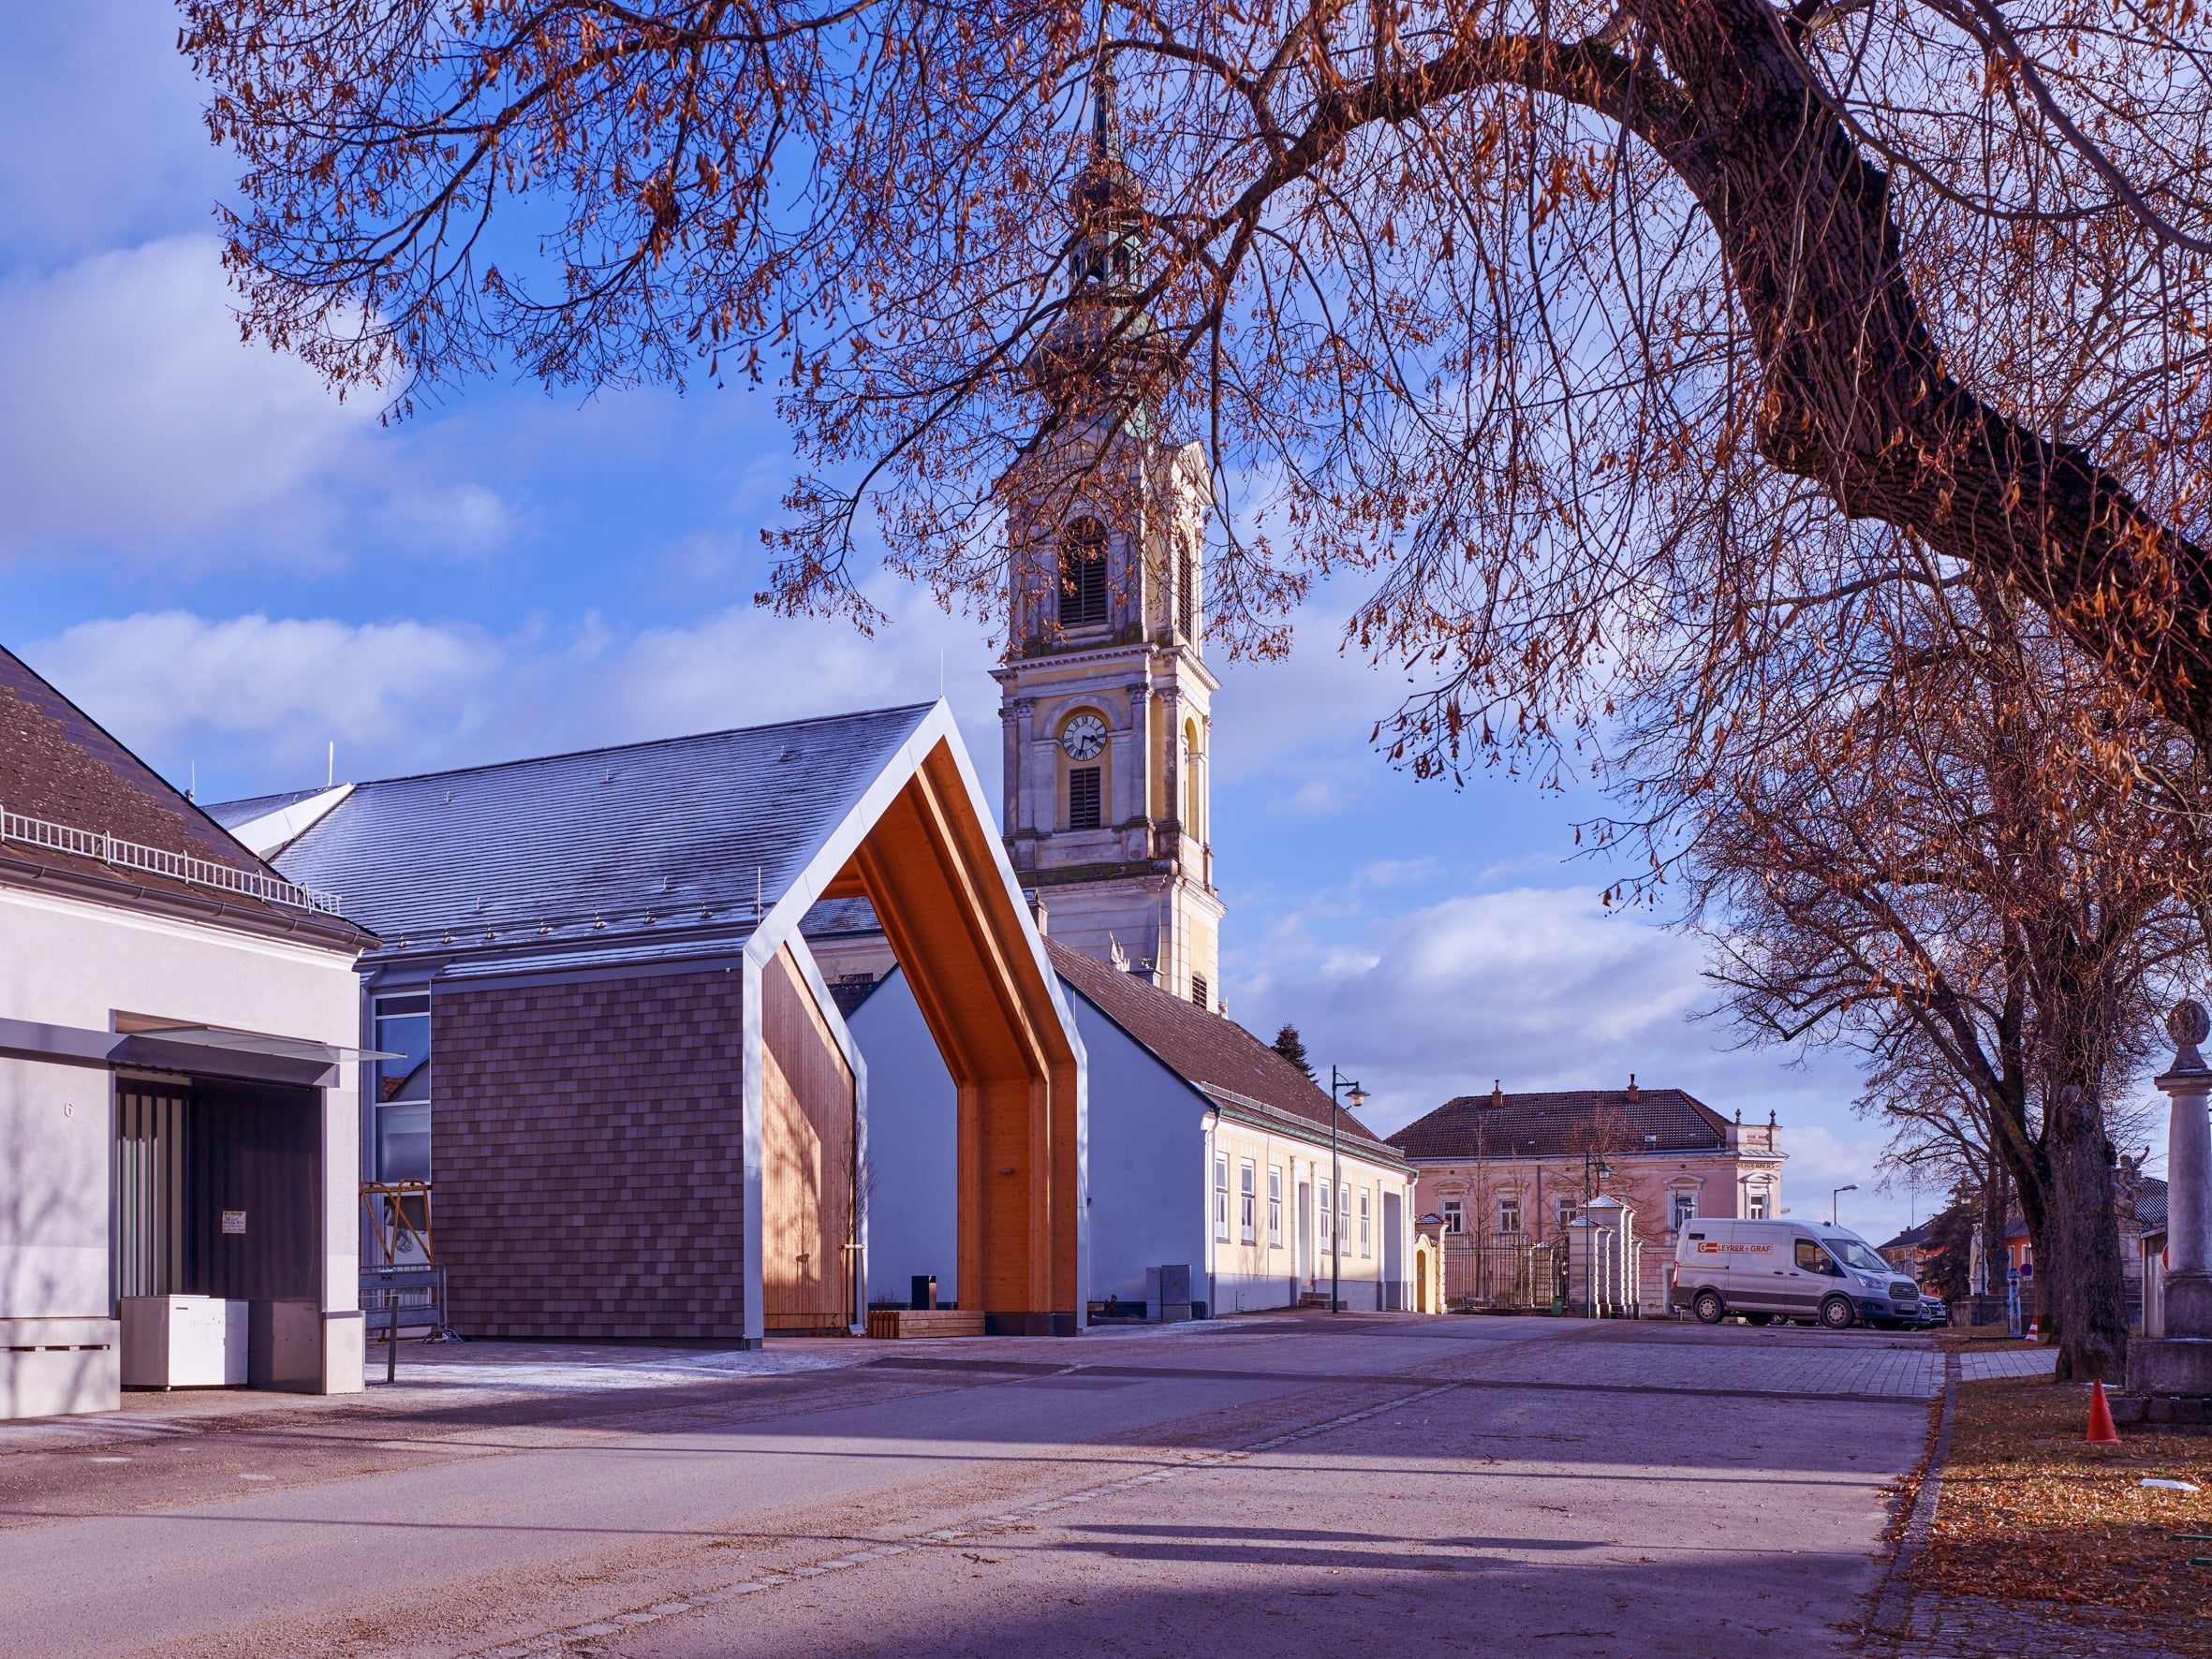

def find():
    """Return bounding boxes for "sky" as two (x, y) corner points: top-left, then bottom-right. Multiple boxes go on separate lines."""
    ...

(4, 2), (2140, 1247)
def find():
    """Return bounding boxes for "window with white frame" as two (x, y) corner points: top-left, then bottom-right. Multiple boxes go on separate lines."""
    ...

(1748, 1189), (1770, 1221)
(1320, 1180), (1334, 1251)
(1359, 1189), (1371, 1256)
(1214, 1154), (1230, 1240)
(1498, 1196), (1522, 1235)
(1672, 1192), (1697, 1232)
(1239, 1160), (1257, 1244)
(1441, 1197), (1465, 1235)
(1267, 1167), (1283, 1247)
(1337, 1184), (1349, 1255)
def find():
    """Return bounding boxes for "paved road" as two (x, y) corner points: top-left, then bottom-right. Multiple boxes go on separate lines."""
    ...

(0, 1314), (1939, 1657)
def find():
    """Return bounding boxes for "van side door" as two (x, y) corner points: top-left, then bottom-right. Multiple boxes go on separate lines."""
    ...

(1786, 1236), (1845, 1318)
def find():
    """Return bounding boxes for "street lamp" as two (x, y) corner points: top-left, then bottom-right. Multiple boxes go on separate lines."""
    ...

(1832, 1183), (1858, 1226)
(1329, 1066), (1366, 1314)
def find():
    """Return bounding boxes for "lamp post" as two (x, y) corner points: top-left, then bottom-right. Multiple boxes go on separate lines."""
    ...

(1329, 1066), (1365, 1314)
(1832, 1183), (1858, 1226)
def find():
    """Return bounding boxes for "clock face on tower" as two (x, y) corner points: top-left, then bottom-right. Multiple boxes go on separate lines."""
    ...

(1059, 712), (1108, 761)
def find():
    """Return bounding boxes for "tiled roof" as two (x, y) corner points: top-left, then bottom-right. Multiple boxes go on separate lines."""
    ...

(0, 644), (354, 933)
(1389, 1087), (1734, 1161)
(2131, 1175), (2169, 1230)
(1045, 939), (1405, 1162)
(259, 703), (940, 958)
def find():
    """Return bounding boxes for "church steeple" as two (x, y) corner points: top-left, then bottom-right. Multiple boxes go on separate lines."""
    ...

(1034, 54), (1161, 427)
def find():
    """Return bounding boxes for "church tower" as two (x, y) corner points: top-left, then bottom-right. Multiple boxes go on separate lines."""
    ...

(992, 62), (1225, 1009)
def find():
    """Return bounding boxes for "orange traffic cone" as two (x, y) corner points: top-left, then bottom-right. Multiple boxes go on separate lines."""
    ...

(2087, 1381), (2120, 1445)
(2026, 1315), (2040, 1343)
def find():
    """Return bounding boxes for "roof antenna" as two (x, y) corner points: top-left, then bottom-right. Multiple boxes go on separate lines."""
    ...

(327, 741), (335, 788)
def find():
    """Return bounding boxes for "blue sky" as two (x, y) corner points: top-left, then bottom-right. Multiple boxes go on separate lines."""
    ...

(0, 1), (2074, 1246)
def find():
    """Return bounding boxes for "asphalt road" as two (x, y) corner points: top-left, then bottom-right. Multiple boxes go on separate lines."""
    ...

(0, 1313), (1939, 1657)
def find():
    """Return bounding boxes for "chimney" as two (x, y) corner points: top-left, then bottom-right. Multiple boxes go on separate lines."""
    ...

(1490, 1079), (1504, 1108)
(1625, 1073), (1639, 1103)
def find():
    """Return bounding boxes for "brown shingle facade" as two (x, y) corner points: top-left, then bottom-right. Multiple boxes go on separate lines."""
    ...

(432, 969), (751, 1340)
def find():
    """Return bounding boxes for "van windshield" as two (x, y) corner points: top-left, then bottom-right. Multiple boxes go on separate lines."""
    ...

(1825, 1238), (1887, 1274)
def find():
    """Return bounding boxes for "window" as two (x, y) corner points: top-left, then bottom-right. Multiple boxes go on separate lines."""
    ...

(1672, 1193), (1697, 1233)
(1190, 973), (1209, 1009)
(1441, 1197), (1465, 1235)
(1795, 1238), (1842, 1276)
(1068, 766), (1101, 830)
(1214, 1153), (1230, 1241)
(1239, 1160), (1257, 1244)
(1339, 1184), (1350, 1255)
(1359, 1189), (1371, 1256)
(1320, 1181), (1334, 1251)
(1177, 547), (1197, 638)
(1057, 518), (1109, 627)
(373, 993), (432, 1181)
(1556, 1197), (1578, 1233)
(1267, 1167), (1283, 1247)
(1498, 1197), (1521, 1235)
(1748, 1190), (1770, 1221)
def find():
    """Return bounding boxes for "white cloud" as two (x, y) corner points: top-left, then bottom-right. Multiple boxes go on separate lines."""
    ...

(20, 585), (1000, 802)
(0, 237), (509, 565)
(30, 611), (503, 761)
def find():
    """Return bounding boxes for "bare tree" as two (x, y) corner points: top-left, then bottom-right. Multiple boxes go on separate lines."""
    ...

(1606, 543), (2205, 1378)
(188, 2), (2212, 746)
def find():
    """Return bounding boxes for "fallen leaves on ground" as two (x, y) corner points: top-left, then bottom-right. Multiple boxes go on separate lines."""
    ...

(1915, 1376), (2212, 1652)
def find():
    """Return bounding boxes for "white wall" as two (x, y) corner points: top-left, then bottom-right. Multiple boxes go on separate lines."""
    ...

(842, 968), (959, 1306)
(0, 887), (363, 1334)
(847, 967), (1205, 1310)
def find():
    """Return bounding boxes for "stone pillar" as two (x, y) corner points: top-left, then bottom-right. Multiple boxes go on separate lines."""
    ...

(2127, 999), (2212, 1396)
(2161, 1001), (2212, 1336)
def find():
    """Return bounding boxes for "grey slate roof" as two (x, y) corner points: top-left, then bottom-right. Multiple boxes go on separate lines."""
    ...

(1047, 940), (1408, 1166)
(1389, 1087), (1735, 1162)
(252, 703), (939, 961)
(201, 785), (328, 830)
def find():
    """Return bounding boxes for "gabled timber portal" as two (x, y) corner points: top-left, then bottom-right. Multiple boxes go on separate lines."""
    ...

(816, 737), (1084, 1335)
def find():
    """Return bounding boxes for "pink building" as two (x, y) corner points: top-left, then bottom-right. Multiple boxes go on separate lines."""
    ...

(1388, 1080), (1786, 1314)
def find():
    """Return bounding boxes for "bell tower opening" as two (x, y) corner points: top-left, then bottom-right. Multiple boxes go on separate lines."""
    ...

(991, 53), (1224, 1010)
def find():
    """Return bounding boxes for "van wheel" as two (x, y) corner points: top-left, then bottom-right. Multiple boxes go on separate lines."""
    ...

(1692, 1289), (1725, 1325)
(1819, 1295), (1857, 1330)
(1745, 1312), (1776, 1327)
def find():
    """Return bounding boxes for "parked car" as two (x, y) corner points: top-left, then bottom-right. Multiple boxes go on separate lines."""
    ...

(1912, 1292), (1949, 1329)
(1671, 1218), (1924, 1329)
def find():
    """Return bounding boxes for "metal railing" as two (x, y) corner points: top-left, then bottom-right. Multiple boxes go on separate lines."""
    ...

(0, 803), (343, 916)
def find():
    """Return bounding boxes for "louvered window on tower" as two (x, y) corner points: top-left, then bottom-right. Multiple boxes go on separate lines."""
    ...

(1177, 549), (1196, 639)
(1068, 765), (1102, 830)
(1190, 973), (1209, 1008)
(1058, 518), (1109, 628)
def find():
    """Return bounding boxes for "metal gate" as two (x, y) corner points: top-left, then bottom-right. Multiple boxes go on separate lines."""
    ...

(114, 1085), (188, 1299)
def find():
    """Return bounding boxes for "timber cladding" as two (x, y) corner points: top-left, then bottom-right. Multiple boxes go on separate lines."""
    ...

(431, 968), (750, 1340)
(760, 947), (857, 1332)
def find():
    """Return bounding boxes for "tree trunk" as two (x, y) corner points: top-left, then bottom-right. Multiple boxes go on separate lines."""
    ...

(2044, 1083), (2130, 1382)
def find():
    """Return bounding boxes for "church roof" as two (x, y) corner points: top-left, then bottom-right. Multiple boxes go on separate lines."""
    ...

(245, 703), (942, 961)
(0, 642), (365, 943)
(1389, 1087), (1736, 1162)
(1046, 939), (1408, 1165)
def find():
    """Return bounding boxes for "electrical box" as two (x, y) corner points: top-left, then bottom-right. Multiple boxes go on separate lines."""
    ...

(119, 1296), (248, 1388)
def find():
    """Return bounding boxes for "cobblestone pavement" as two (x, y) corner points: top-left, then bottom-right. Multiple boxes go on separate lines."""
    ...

(1448, 1318), (1945, 1400)
(1871, 1591), (2189, 1657)
(1956, 1347), (2058, 1381)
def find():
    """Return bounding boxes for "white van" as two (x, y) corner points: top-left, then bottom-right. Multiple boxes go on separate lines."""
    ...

(1669, 1218), (1920, 1329)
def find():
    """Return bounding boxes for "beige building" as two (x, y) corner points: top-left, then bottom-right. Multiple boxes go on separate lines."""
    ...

(1389, 1081), (1786, 1314)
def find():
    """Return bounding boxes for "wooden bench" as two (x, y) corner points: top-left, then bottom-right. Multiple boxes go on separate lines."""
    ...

(866, 1308), (986, 1340)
